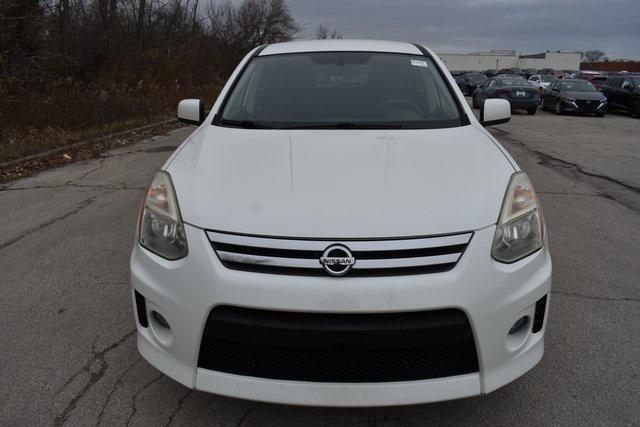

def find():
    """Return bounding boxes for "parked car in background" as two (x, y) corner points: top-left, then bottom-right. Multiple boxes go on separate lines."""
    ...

(523, 68), (538, 79)
(497, 68), (524, 77)
(541, 79), (607, 116)
(528, 75), (555, 95)
(575, 71), (604, 82)
(485, 69), (497, 77)
(459, 72), (488, 95)
(600, 74), (640, 117)
(452, 71), (467, 86)
(473, 76), (539, 114)
(590, 76), (608, 91)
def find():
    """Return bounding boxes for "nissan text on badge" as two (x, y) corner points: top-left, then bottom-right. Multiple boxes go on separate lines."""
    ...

(131, 39), (551, 407)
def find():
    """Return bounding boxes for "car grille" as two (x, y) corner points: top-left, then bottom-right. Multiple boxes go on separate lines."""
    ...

(575, 100), (599, 112)
(198, 306), (479, 383)
(206, 230), (472, 277)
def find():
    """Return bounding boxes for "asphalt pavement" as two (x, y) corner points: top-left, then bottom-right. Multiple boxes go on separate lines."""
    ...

(1, 109), (639, 425)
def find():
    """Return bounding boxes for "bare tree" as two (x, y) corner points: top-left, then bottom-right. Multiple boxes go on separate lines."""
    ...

(583, 50), (606, 63)
(315, 24), (342, 39)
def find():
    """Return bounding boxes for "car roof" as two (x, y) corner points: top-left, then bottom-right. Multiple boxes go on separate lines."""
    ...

(559, 79), (587, 83)
(259, 39), (423, 56)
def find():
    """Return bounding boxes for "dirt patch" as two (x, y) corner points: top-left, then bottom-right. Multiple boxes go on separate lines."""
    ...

(0, 120), (183, 184)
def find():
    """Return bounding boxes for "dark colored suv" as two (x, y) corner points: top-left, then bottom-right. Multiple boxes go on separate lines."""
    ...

(600, 75), (640, 118)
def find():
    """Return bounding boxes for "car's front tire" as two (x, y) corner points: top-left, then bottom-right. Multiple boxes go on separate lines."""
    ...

(554, 102), (563, 115)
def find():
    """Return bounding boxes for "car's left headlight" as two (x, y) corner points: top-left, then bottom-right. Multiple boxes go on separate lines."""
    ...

(138, 171), (188, 260)
(492, 172), (545, 263)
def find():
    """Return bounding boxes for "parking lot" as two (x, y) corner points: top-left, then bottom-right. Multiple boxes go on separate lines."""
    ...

(1, 106), (639, 425)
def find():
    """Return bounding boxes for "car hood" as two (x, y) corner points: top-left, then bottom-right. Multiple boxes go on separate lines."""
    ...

(167, 125), (515, 238)
(561, 91), (605, 101)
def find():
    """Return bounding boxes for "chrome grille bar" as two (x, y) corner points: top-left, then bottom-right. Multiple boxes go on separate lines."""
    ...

(217, 251), (462, 270)
(207, 231), (472, 252)
(208, 230), (473, 277)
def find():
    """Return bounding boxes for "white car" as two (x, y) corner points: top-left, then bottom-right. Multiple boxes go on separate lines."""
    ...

(131, 39), (551, 407)
(528, 74), (555, 93)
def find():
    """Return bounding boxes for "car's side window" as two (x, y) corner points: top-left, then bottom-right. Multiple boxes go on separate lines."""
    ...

(609, 78), (621, 88)
(621, 79), (632, 89)
(531, 76), (539, 82)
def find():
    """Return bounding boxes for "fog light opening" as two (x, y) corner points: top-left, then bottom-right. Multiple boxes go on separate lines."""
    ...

(509, 316), (529, 335)
(152, 311), (170, 330)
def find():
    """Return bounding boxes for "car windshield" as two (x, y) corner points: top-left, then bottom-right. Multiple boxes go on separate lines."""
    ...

(219, 52), (463, 129)
(494, 78), (529, 87)
(540, 76), (554, 83)
(559, 80), (596, 92)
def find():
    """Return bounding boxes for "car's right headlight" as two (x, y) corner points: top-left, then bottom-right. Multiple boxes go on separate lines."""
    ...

(138, 171), (188, 260)
(491, 172), (545, 263)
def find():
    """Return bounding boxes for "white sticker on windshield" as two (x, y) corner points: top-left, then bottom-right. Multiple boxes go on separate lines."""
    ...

(411, 59), (428, 68)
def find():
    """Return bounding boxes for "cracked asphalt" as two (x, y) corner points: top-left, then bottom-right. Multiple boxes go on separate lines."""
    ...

(1, 109), (639, 425)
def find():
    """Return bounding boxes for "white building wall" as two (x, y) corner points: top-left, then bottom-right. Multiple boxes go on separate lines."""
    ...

(519, 52), (581, 71)
(438, 52), (581, 72)
(438, 54), (518, 71)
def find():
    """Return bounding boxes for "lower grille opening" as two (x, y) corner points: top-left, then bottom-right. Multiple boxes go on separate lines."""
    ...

(532, 295), (547, 333)
(134, 290), (149, 328)
(198, 306), (479, 383)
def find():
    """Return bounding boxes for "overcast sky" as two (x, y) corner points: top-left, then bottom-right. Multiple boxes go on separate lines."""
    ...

(286, 0), (639, 59)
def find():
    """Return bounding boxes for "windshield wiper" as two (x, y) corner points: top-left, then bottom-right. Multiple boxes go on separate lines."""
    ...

(283, 122), (409, 130)
(220, 119), (279, 129)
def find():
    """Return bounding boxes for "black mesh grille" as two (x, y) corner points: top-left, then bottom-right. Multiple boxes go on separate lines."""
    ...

(575, 100), (599, 112)
(134, 290), (148, 328)
(198, 306), (479, 383)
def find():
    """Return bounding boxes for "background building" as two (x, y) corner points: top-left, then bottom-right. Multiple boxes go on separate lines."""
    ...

(438, 50), (581, 72)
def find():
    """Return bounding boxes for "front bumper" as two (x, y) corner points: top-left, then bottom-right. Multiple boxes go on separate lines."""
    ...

(561, 99), (607, 113)
(131, 223), (551, 407)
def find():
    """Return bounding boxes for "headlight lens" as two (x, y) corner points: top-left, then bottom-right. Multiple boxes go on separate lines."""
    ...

(138, 171), (188, 260)
(492, 172), (544, 263)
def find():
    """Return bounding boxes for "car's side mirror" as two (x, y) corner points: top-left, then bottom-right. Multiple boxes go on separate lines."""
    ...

(480, 99), (510, 127)
(177, 99), (205, 125)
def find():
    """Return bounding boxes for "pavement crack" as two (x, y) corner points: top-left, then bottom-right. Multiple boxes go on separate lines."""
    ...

(0, 190), (110, 251)
(54, 329), (136, 426)
(491, 127), (640, 213)
(552, 289), (640, 303)
(235, 403), (262, 427)
(164, 389), (194, 426)
(96, 356), (143, 425)
(125, 373), (164, 426)
(537, 191), (600, 197)
(0, 182), (145, 192)
(67, 158), (107, 184)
